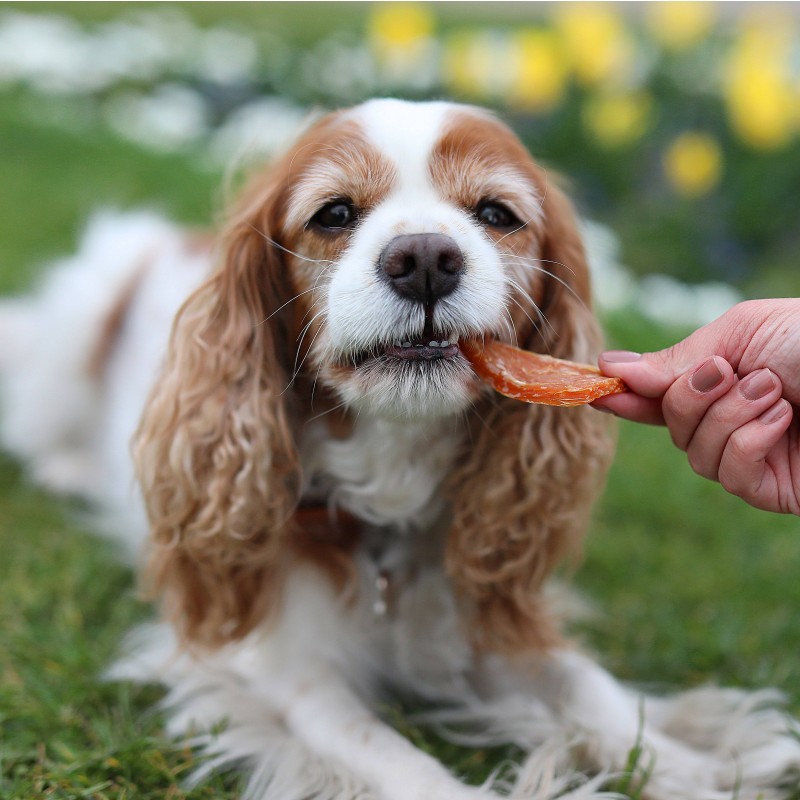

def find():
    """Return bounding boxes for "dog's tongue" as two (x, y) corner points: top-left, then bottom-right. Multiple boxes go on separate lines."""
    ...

(460, 338), (626, 407)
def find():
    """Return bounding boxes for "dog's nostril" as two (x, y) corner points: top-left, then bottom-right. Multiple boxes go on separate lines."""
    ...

(438, 252), (459, 274)
(379, 233), (464, 304)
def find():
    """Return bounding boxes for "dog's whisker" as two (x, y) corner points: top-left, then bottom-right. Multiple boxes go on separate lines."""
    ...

(288, 266), (335, 333)
(494, 211), (540, 246)
(285, 310), (327, 394)
(505, 277), (557, 343)
(498, 309), (519, 347)
(506, 253), (578, 281)
(493, 171), (549, 246)
(503, 255), (588, 313)
(309, 360), (327, 411)
(297, 294), (327, 330)
(258, 286), (320, 326)
(304, 397), (350, 427)
(257, 257), (332, 330)
(248, 224), (335, 267)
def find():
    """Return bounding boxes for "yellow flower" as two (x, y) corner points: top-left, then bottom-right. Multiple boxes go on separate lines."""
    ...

(647, 2), (715, 50)
(583, 91), (652, 148)
(368, 3), (434, 52)
(663, 132), (723, 198)
(506, 29), (568, 113)
(726, 67), (796, 150)
(441, 32), (472, 98)
(442, 31), (496, 100)
(555, 3), (634, 87)
(723, 17), (797, 150)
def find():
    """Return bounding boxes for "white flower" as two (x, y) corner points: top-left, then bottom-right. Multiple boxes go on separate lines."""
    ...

(104, 84), (209, 153)
(208, 97), (316, 166)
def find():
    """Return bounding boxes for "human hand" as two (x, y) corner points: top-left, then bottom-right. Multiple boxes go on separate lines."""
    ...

(593, 299), (800, 515)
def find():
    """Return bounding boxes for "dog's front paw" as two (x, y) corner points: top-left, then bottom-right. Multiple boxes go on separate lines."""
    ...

(626, 733), (800, 800)
(646, 687), (800, 799)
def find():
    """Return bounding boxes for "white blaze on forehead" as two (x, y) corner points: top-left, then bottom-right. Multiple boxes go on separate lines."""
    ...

(349, 100), (542, 226)
(349, 99), (454, 194)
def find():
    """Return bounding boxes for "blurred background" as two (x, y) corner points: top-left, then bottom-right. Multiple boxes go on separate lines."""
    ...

(2, 1), (799, 311)
(2, 4), (800, 797)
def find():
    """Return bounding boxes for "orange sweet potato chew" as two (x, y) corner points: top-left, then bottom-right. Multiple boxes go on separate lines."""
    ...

(461, 338), (626, 407)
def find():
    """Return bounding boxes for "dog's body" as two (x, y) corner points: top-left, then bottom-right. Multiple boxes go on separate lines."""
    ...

(2, 100), (799, 799)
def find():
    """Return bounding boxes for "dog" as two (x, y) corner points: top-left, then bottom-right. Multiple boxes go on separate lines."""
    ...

(2, 99), (799, 800)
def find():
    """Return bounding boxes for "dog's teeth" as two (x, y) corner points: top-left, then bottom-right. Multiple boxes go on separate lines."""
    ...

(393, 339), (456, 350)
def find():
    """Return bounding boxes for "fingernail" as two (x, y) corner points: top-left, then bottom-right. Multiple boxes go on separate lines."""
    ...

(760, 400), (791, 425)
(739, 369), (776, 401)
(690, 357), (724, 393)
(601, 350), (641, 363)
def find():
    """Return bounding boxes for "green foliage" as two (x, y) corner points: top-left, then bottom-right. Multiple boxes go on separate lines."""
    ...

(0, 454), (241, 799)
(0, 92), (217, 294)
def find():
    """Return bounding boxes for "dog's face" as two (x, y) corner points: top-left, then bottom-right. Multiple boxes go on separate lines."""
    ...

(263, 99), (576, 419)
(138, 99), (606, 648)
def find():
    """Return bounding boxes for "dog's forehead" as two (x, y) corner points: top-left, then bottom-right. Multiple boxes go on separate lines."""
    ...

(348, 99), (456, 177)
(344, 100), (540, 211)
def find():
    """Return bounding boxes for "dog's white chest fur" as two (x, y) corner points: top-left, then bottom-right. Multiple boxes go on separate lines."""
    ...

(302, 415), (462, 530)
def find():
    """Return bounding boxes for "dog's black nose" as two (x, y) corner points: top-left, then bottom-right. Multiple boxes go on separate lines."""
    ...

(379, 233), (464, 304)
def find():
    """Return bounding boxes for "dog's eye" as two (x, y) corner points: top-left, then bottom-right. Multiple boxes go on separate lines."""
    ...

(476, 201), (521, 231)
(311, 201), (357, 231)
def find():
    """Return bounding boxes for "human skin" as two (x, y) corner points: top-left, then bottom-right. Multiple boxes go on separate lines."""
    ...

(593, 299), (800, 515)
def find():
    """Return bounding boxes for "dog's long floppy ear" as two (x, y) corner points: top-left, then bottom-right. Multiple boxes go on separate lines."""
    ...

(446, 180), (615, 654)
(134, 170), (302, 649)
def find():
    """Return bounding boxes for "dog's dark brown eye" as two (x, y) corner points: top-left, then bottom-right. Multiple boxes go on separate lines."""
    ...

(476, 201), (521, 230)
(311, 201), (357, 231)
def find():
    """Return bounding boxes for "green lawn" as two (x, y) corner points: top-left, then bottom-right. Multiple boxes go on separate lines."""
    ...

(2, 19), (800, 798)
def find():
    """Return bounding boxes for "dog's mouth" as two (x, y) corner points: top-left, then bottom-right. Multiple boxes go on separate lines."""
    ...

(384, 335), (460, 361)
(350, 320), (463, 366)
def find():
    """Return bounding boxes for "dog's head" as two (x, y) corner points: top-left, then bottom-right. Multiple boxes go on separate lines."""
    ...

(137, 99), (612, 650)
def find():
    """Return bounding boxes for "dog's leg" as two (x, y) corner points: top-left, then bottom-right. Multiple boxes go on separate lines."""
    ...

(536, 650), (722, 794)
(120, 576), (495, 800)
(258, 662), (490, 800)
(475, 648), (800, 799)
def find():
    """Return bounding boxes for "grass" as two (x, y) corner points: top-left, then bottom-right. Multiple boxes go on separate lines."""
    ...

(0, 455), (240, 800)
(585, 314), (800, 695)
(0, 91), (218, 294)
(2, 11), (800, 797)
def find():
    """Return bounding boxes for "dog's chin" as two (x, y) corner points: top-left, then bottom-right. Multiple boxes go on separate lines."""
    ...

(331, 351), (478, 420)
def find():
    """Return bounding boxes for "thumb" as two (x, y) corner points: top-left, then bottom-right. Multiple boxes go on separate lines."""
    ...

(598, 301), (767, 399)
(598, 346), (705, 399)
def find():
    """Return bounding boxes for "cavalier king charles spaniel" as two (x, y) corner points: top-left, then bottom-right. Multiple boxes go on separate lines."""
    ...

(2, 99), (799, 800)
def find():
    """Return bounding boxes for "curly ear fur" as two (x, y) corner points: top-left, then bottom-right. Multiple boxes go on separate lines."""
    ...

(446, 181), (615, 654)
(135, 174), (303, 648)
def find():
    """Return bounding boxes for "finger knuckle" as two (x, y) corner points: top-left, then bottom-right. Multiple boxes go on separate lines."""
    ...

(717, 433), (754, 496)
(667, 425), (687, 451)
(686, 449), (716, 481)
(718, 466), (744, 496)
(726, 428), (752, 461)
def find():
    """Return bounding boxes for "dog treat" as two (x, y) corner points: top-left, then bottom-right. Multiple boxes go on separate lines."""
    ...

(461, 339), (626, 406)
